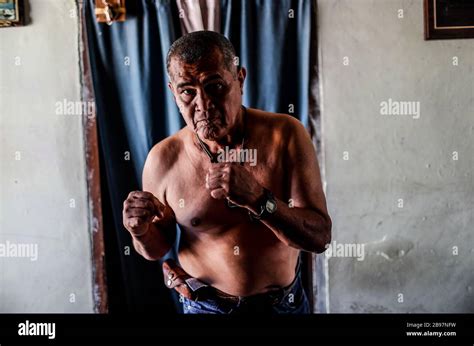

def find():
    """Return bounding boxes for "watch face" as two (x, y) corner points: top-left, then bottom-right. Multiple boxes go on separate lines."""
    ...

(265, 199), (277, 213)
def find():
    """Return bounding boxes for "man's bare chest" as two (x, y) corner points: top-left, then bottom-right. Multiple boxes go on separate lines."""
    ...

(165, 156), (286, 233)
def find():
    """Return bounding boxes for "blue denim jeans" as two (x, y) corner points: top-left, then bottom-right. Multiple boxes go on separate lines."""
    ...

(181, 270), (311, 314)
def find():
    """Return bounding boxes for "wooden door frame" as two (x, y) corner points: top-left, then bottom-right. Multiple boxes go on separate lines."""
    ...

(77, 0), (108, 313)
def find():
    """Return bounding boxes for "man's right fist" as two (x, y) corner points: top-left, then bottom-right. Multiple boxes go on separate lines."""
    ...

(122, 191), (166, 238)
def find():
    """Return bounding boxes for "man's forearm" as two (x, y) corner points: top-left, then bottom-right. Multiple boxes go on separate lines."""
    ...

(132, 223), (174, 260)
(254, 199), (332, 253)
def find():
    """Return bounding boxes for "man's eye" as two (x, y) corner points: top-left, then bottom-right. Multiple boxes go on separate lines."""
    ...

(208, 83), (224, 92)
(181, 89), (195, 96)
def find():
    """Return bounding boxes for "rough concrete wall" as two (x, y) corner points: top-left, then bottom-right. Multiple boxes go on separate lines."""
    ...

(318, 0), (473, 312)
(0, 0), (94, 312)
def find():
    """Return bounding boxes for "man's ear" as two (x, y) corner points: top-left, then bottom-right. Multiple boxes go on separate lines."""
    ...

(168, 81), (178, 102)
(238, 67), (246, 94)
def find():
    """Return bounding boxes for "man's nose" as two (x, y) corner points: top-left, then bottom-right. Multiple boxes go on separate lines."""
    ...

(195, 91), (214, 113)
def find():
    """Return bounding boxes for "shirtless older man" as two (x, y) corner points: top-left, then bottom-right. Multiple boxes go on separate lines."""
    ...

(122, 31), (331, 314)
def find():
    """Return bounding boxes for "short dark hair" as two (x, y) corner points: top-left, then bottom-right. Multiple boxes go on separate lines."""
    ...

(166, 30), (237, 78)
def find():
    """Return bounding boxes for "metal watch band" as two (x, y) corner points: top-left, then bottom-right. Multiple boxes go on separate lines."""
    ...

(248, 188), (273, 221)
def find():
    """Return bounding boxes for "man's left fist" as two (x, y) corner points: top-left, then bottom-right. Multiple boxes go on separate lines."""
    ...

(205, 163), (263, 210)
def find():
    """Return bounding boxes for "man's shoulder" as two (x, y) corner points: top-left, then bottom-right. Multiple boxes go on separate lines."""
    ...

(145, 131), (185, 173)
(249, 108), (306, 135)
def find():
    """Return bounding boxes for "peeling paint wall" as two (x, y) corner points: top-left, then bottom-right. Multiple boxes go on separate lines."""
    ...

(318, 0), (474, 312)
(0, 0), (94, 312)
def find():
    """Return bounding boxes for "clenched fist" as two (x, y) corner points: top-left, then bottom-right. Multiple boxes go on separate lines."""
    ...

(122, 191), (167, 238)
(205, 162), (264, 212)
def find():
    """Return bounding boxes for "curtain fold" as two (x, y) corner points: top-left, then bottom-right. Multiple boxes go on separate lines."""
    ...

(85, 0), (313, 312)
(176, 0), (221, 33)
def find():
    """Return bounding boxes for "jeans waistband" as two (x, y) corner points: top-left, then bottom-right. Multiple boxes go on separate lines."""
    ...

(192, 256), (303, 305)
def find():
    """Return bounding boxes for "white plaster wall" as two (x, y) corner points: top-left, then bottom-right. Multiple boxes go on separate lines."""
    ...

(318, 0), (473, 312)
(0, 0), (94, 312)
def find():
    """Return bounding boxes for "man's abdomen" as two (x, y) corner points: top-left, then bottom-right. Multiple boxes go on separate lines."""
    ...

(177, 224), (300, 297)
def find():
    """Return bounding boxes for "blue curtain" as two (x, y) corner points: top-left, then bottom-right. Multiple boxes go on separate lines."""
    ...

(85, 0), (312, 313)
(84, 0), (182, 313)
(222, 0), (311, 125)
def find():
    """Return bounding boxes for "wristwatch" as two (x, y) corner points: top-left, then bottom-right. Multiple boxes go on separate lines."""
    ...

(248, 188), (277, 221)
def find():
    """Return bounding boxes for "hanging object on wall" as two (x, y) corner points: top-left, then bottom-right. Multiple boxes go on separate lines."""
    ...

(0, 0), (24, 28)
(95, 0), (126, 26)
(424, 0), (474, 39)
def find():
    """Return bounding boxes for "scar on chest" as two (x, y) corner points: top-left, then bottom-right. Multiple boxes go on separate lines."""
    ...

(191, 217), (201, 227)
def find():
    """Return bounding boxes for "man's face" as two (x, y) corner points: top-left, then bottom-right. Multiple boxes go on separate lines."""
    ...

(168, 50), (246, 142)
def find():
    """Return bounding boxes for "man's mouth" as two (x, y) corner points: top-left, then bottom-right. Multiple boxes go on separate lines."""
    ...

(195, 118), (224, 140)
(192, 110), (227, 140)
(194, 115), (223, 130)
(198, 122), (219, 138)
